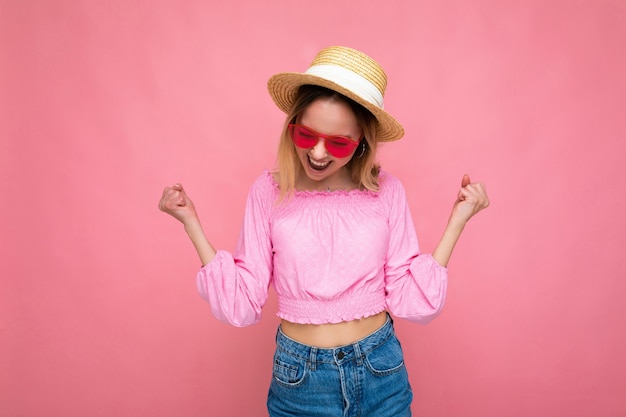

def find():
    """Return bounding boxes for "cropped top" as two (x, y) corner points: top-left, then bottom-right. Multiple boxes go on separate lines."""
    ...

(196, 170), (448, 327)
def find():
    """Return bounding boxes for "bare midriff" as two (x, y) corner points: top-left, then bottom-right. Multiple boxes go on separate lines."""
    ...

(280, 311), (388, 348)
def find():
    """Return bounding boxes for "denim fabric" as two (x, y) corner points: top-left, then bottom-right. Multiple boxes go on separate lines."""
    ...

(267, 315), (412, 417)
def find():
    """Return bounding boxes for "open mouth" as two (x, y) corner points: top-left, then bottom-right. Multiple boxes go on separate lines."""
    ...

(308, 155), (331, 172)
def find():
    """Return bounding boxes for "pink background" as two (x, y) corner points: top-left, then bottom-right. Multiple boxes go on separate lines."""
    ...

(1, 1), (625, 416)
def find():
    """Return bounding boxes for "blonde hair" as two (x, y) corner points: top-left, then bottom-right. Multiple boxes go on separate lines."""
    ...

(275, 86), (381, 200)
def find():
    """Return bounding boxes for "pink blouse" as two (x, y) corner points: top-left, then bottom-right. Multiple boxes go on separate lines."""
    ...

(197, 170), (448, 327)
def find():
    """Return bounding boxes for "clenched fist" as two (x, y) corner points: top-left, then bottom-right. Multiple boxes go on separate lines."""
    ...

(450, 174), (490, 225)
(158, 184), (199, 226)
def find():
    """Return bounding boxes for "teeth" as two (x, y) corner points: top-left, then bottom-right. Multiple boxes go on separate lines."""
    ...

(309, 157), (330, 168)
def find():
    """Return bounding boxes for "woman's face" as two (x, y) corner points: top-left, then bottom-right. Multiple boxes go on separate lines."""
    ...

(294, 97), (363, 188)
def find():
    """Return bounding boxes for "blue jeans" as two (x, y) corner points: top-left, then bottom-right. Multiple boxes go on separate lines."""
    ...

(267, 315), (412, 417)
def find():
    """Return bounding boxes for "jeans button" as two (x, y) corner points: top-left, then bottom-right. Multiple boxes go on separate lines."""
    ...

(337, 351), (345, 360)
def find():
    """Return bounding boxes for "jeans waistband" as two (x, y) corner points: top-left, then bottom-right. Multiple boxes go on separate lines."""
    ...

(275, 314), (394, 364)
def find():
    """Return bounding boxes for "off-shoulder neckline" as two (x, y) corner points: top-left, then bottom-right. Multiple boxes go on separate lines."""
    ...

(264, 169), (384, 197)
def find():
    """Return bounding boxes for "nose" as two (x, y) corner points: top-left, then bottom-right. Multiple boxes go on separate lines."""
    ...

(309, 138), (328, 159)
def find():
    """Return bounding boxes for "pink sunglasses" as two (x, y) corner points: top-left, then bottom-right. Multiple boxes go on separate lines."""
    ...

(288, 124), (361, 158)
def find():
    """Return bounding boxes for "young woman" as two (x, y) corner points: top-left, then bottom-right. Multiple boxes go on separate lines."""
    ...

(159, 46), (489, 416)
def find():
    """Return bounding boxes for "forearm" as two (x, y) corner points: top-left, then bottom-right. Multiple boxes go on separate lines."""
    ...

(430, 174), (490, 267)
(432, 217), (466, 267)
(184, 220), (217, 266)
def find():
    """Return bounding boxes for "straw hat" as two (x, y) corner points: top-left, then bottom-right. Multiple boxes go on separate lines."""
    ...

(267, 46), (405, 142)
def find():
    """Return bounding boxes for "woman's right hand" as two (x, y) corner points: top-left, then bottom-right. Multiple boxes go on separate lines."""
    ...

(158, 184), (199, 226)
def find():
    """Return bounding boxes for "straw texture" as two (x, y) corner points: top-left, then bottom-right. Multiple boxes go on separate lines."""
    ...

(267, 46), (405, 142)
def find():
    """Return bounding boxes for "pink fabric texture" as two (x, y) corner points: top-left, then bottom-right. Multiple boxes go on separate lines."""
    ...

(197, 170), (448, 326)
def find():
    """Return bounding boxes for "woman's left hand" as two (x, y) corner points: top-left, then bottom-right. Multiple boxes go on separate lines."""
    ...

(432, 174), (490, 267)
(450, 174), (490, 225)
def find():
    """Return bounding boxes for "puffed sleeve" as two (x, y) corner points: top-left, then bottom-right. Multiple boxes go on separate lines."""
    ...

(382, 175), (448, 324)
(196, 173), (275, 327)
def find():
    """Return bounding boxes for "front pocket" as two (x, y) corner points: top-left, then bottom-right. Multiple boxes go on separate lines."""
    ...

(364, 335), (406, 376)
(272, 349), (307, 386)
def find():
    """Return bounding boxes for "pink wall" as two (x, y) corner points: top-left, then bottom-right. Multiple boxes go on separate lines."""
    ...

(1, 1), (625, 416)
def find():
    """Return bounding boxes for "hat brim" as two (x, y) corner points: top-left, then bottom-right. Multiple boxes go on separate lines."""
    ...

(267, 72), (404, 142)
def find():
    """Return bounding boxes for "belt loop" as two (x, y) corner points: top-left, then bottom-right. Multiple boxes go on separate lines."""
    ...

(309, 347), (317, 371)
(353, 342), (363, 366)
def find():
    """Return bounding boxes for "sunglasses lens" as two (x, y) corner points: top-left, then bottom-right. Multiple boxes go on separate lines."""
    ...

(290, 125), (318, 148)
(289, 125), (359, 158)
(326, 138), (356, 158)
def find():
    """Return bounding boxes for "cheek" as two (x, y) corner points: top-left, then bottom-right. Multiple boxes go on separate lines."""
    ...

(335, 152), (356, 165)
(295, 148), (309, 163)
